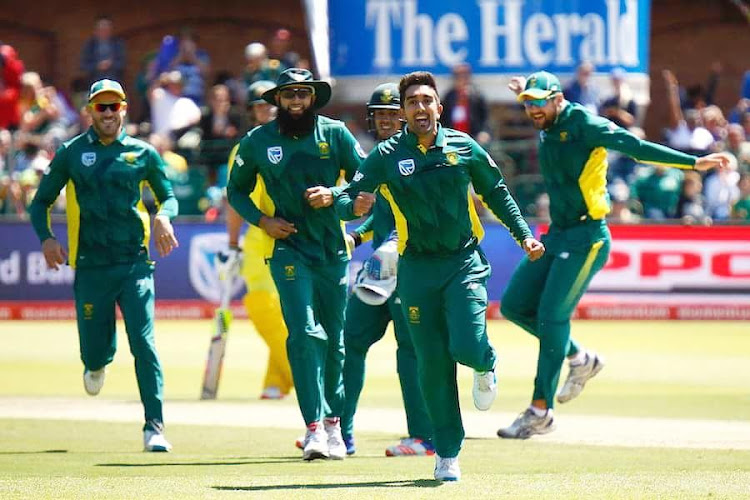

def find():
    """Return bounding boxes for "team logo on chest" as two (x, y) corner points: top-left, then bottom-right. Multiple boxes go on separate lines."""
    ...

(446, 152), (459, 165)
(81, 152), (96, 167)
(398, 158), (415, 176)
(267, 146), (283, 165)
(318, 141), (330, 159)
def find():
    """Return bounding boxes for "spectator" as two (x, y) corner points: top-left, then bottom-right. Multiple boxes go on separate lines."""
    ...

(80, 16), (126, 85)
(268, 29), (300, 69)
(731, 173), (750, 220)
(682, 61), (721, 111)
(0, 43), (24, 130)
(676, 170), (709, 225)
(662, 69), (714, 154)
(564, 61), (600, 113)
(723, 124), (750, 174)
(704, 153), (740, 220)
(607, 179), (639, 223)
(599, 67), (636, 129)
(440, 63), (490, 144)
(630, 165), (684, 220)
(149, 71), (201, 139)
(701, 105), (728, 145)
(168, 29), (210, 106)
(242, 43), (285, 91)
(199, 84), (241, 141)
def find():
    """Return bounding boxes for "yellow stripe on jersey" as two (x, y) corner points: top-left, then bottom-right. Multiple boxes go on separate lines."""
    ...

(467, 187), (485, 243)
(138, 181), (152, 254)
(379, 184), (408, 255)
(65, 180), (80, 269)
(633, 159), (695, 170)
(562, 240), (604, 311)
(229, 143), (277, 260)
(578, 146), (610, 220)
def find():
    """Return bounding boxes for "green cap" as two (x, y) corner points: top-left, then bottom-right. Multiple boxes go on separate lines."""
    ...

(88, 79), (126, 102)
(247, 80), (275, 105)
(261, 68), (332, 109)
(517, 71), (562, 102)
(367, 82), (400, 110)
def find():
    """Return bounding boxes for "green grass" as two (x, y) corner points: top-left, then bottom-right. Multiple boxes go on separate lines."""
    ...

(1, 319), (750, 498)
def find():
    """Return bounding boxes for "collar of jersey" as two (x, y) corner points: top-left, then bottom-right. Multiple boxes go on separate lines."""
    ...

(86, 126), (128, 145)
(403, 123), (447, 152)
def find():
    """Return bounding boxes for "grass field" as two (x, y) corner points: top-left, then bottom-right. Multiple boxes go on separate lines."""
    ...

(1, 319), (749, 499)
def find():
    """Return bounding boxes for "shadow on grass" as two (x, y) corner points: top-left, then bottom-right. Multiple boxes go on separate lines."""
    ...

(0, 450), (68, 454)
(213, 479), (442, 491)
(97, 457), (301, 467)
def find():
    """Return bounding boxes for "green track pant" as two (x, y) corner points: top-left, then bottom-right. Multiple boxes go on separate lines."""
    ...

(74, 260), (163, 425)
(269, 249), (347, 426)
(397, 246), (496, 459)
(341, 291), (432, 442)
(501, 221), (611, 408)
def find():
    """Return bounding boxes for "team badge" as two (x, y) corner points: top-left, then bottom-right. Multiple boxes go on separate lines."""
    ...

(408, 306), (420, 324)
(83, 303), (94, 319)
(446, 152), (459, 165)
(267, 146), (283, 164)
(382, 88), (393, 103)
(560, 131), (568, 142)
(353, 171), (364, 182)
(123, 152), (137, 163)
(284, 265), (296, 280)
(81, 152), (96, 167)
(398, 158), (415, 176)
(318, 142), (330, 158)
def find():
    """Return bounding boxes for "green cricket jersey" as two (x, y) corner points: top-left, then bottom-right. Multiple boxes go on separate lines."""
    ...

(334, 125), (532, 256)
(352, 191), (395, 249)
(29, 127), (178, 269)
(227, 115), (365, 264)
(539, 102), (697, 228)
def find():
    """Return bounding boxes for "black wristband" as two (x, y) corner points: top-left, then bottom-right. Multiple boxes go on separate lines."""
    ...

(349, 231), (362, 248)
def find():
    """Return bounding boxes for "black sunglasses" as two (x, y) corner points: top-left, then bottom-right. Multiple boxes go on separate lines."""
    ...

(279, 87), (314, 99)
(92, 102), (123, 112)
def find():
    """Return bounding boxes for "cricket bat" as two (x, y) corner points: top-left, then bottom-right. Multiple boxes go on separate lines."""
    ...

(200, 269), (233, 400)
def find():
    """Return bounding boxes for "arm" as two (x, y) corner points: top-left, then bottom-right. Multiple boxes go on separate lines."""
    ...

(662, 70), (683, 130)
(226, 137), (263, 226)
(145, 147), (179, 257)
(29, 146), (70, 269)
(467, 141), (533, 245)
(333, 148), (384, 221)
(338, 124), (367, 181)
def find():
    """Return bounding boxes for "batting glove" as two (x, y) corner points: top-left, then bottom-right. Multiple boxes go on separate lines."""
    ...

(216, 246), (243, 282)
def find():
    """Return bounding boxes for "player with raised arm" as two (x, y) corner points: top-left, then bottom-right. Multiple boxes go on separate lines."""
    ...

(497, 71), (730, 440)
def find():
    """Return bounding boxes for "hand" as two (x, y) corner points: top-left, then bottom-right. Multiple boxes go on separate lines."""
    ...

(366, 239), (399, 280)
(353, 192), (375, 217)
(153, 215), (179, 257)
(662, 69), (678, 87)
(216, 246), (243, 282)
(694, 152), (731, 172)
(259, 215), (297, 239)
(41, 238), (67, 270)
(522, 237), (545, 262)
(305, 186), (333, 208)
(345, 232), (357, 253)
(508, 76), (526, 96)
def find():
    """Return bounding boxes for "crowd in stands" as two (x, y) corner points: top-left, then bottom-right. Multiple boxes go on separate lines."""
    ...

(0, 19), (748, 224)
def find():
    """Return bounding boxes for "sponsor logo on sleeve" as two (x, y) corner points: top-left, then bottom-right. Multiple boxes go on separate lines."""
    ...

(235, 155), (245, 167)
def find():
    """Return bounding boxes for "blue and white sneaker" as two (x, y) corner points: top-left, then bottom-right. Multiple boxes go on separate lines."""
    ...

(434, 454), (460, 481)
(343, 435), (356, 455)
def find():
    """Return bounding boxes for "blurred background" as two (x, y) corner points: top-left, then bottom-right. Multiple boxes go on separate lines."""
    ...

(1, 0), (749, 320)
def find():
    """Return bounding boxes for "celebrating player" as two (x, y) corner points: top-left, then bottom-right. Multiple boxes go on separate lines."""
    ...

(340, 83), (434, 457)
(226, 68), (366, 461)
(219, 80), (293, 400)
(332, 71), (543, 481)
(29, 79), (178, 452)
(498, 71), (730, 439)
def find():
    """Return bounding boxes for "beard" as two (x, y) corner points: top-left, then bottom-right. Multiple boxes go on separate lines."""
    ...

(277, 106), (316, 137)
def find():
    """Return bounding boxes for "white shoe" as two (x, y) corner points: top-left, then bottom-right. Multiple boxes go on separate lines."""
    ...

(557, 352), (605, 404)
(83, 368), (106, 396)
(303, 421), (329, 461)
(497, 408), (556, 439)
(434, 454), (461, 481)
(324, 417), (346, 460)
(472, 366), (497, 411)
(143, 429), (172, 452)
(260, 387), (285, 400)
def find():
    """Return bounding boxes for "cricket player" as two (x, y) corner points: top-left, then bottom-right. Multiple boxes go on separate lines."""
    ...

(226, 68), (367, 461)
(221, 80), (293, 400)
(341, 82), (434, 457)
(498, 71), (730, 439)
(332, 71), (544, 481)
(29, 79), (178, 452)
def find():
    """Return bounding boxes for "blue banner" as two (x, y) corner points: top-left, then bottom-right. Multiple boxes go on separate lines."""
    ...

(0, 220), (529, 302)
(329, 0), (649, 77)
